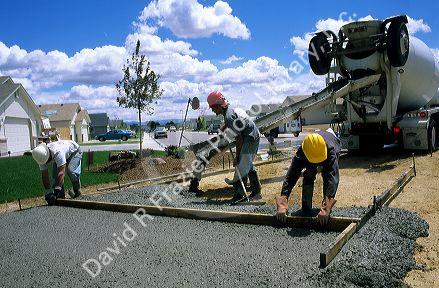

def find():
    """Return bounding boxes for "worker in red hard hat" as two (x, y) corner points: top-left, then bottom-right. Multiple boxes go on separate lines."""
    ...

(204, 91), (262, 204)
(276, 128), (341, 225)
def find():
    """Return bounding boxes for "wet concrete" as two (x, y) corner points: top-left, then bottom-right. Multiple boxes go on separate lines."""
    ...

(0, 185), (428, 287)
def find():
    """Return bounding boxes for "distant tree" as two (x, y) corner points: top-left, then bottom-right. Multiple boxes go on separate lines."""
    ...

(116, 40), (163, 158)
(196, 116), (206, 131)
(147, 120), (158, 131)
(165, 120), (176, 128)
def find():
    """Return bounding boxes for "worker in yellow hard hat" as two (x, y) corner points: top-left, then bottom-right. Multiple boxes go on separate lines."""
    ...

(276, 128), (341, 225)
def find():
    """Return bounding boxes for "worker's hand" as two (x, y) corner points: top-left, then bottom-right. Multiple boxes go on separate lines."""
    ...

(220, 124), (226, 132)
(317, 197), (337, 226)
(317, 209), (330, 226)
(275, 195), (289, 224)
(44, 189), (56, 206)
(53, 186), (65, 199)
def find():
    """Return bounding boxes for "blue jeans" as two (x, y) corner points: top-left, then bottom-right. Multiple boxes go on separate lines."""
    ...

(52, 150), (83, 192)
(232, 136), (260, 182)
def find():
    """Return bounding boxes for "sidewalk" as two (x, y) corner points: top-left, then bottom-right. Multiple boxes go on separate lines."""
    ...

(142, 133), (166, 151)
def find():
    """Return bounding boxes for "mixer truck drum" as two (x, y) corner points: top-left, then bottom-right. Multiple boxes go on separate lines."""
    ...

(386, 18), (410, 67)
(308, 32), (334, 75)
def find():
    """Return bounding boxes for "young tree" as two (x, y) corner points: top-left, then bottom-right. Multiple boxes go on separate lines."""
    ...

(116, 40), (163, 158)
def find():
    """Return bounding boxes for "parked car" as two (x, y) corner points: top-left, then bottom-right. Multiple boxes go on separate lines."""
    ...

(208, 123), (221, 135)
(154, 127), (168, 139)
(95, 130), (132, 141)
(169, 126), (177, 132)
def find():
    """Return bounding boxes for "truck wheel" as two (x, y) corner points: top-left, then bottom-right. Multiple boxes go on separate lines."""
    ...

(428, 120), (438, 152)
(99, 137), (105, 142)
(387, 19), (409, 67)
(122, 136), (128, 141)
(308, 33), (332, 75)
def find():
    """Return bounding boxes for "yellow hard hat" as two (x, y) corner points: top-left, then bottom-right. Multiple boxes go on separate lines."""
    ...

(302, 133), (327, 163)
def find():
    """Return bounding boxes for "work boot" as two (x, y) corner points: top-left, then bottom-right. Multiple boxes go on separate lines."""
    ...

(230, 181), (248, 205)
(301, 184), (314, 216)
(318, 196), (337, 226)
(68, 189), (82, 199)
(248, 170), (262, 199)
(188, 178), (204, 197)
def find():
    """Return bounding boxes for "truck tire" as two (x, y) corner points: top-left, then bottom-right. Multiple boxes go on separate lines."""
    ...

(428, 120), (438, 152)
(308, 33), (332, 75)
(99, 137), (105, 142)
(122, 136), (128, 141)
(387, 19), (409, 67)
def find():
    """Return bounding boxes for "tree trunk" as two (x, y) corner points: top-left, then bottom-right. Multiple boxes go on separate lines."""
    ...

(138, 107), (142, 159)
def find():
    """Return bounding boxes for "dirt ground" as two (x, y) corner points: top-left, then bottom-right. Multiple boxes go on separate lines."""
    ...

(199, 149), (439, 287)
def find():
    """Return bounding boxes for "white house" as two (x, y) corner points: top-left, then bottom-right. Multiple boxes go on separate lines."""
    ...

(38, 103), (90, 143)
(0, 76), (42, 155)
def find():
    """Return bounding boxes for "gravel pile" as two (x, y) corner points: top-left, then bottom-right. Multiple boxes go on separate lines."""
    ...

(304, 207), (429, 287)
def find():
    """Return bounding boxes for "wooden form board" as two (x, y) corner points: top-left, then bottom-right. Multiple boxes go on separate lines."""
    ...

(55, 199), (357, 232)
(319, 166), (415, 268)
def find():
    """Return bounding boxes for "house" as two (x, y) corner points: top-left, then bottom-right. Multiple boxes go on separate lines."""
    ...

(75, 109), (91, 142)
(203, 114), (223, 127)
(38, 103), (90, 143)
(0, 76), (42, 155)
(89, 113), (110, 137)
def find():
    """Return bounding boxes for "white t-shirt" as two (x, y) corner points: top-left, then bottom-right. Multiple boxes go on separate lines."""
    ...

(39, 140), (80, 171)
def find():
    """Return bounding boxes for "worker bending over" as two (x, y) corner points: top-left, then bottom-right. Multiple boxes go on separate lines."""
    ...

(32, 140), (83, 205)
(207, 91), (262, 204)
(276, 129), (340, 225)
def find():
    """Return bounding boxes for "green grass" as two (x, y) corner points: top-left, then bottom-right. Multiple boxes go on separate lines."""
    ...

(0, 152), (117, 203)
(0, 149), (167, 203)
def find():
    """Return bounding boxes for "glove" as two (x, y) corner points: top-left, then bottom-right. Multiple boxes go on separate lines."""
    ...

(275, 195), (289, 224)
(317, 196), (337, 226)
(53, 186), (65, 199)
(45, 189), (56, 206)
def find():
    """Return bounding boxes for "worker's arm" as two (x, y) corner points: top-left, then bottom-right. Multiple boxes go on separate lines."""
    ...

(55, 164), (66, 188)
(321, 149), (339, 198)
(41, 170), (51, 190)
(280, 149), (306, 198)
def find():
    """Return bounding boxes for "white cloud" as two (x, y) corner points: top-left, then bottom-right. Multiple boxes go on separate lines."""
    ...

(0, 42), (126, 86)
(213, 56), (290, 85)
(290, 14), (431, 57)
(140, 0), (250, 39)
(219, 55), (244, 65)
(407, 16), (431, 34)
(432, 48), (439, 62)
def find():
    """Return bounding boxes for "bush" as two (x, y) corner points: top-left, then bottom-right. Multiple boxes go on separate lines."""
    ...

(109, 150), (137, 162)
(165, 145), (186, 159)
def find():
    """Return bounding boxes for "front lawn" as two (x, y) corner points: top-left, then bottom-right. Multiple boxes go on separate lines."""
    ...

(0, 151), (118, 203)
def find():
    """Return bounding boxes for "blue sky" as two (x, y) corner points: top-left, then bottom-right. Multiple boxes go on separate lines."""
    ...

(0, 0), (438, 120)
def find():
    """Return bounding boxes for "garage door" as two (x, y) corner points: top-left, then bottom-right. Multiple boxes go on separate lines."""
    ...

(4, 117), (31, 154)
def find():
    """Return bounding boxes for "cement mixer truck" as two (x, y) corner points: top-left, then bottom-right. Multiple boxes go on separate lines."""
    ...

(308, 15), (439, 151)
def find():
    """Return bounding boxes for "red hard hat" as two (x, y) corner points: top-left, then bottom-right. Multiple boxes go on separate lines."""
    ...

(207, 91), (227, 108)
